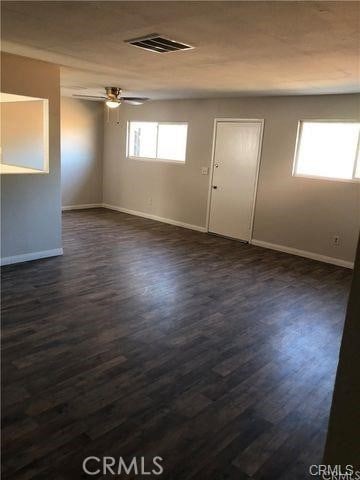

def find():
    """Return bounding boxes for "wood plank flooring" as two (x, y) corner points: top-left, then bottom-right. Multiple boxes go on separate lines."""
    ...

(1, 208), (352, 479)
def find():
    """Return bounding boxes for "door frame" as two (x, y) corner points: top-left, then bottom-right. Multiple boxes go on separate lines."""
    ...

(205, 118), (265, 242)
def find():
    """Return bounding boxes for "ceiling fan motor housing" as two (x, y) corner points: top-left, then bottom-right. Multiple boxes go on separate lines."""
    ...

(106, 87), (122, 99)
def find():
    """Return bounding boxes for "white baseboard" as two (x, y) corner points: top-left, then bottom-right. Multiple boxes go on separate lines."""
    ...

(62, 203), (102, 211)
(251, 239), (354, 269)
(102, 203), (207, 233)
(1, 248), (63, 266)
(59, 205), (353, 269)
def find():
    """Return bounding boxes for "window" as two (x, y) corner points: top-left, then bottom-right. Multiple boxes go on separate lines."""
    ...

(128, 122), (157, 159)
(293, 121), (360, 181)
(1, 93), (49, 174)
(127, 121), (188, 162)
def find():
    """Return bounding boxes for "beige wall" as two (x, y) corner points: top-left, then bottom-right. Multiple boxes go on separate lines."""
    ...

(103, 94), (360, 263)
(1, 53), (61, 261)
(61, 98), (103, 207)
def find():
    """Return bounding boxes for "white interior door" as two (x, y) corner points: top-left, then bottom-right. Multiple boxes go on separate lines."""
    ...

(208, 120), (263, 241)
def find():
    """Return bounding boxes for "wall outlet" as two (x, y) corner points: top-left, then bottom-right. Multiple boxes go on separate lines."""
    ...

(148, 197), (152, 206)
(333, 235), (340, 247)
(201, 167), (209, 175)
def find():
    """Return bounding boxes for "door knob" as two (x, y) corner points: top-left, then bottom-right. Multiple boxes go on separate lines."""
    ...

(212, 185), (218, 189)
(215, 164), (219, 168)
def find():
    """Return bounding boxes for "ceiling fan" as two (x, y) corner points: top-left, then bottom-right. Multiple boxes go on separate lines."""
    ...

(73, 87), (149, 108)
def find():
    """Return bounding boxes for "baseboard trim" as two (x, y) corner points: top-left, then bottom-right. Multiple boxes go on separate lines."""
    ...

(62, 203), (102, 211)
(60, 206), (353, 268)
(251, 239), (354, 269)
(1, 248), (63, 266)
(102, 203), (207, 233)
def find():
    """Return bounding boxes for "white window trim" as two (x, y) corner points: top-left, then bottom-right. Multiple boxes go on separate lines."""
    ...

(126, 121), (188, 163)
(292, 119), (360, 183)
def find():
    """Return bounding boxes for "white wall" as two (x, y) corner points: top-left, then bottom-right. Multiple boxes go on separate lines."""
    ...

(61, 97), (103, 207)
(1, 53), (61, 264)
(103, 94), (360, 264)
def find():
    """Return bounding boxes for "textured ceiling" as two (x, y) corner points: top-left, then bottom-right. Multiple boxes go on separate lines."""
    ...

(1, 1), (359, 99)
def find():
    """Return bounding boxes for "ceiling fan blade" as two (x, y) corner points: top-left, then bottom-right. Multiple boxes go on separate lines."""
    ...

(121, 97), (149, 105)
(73, 94), (106, 100)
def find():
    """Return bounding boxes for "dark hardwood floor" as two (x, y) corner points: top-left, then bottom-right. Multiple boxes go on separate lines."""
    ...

(1, 208), (352, 479)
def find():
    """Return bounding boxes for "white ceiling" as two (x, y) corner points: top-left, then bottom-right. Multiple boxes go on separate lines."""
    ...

(1, 1), (359, 100)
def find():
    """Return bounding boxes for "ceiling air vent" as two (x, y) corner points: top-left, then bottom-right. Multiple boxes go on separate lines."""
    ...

(125, 34), (194, 53)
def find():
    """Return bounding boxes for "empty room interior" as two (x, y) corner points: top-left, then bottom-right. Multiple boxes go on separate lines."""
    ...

(1, 1), (360, 479)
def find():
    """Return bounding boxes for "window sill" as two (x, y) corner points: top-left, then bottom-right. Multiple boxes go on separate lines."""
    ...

(127, 156), (186, 165)
(0, 163), (49, 174)
(293, 173), (360, 183)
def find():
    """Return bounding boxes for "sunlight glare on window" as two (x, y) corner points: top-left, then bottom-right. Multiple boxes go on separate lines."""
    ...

(294, 122), (360, 180)
(157, 124), (187, 161)
(128, 122), (157, 158)
(128, 121), (188, 162)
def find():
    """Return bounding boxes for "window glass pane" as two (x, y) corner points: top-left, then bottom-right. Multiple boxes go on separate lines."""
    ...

(157, 124), (187, 161)
(128, 122), (157, 158)
(295, 122), (360, 180)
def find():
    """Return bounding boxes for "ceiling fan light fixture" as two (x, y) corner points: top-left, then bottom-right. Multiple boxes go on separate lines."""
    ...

(106, 100), (120, 109)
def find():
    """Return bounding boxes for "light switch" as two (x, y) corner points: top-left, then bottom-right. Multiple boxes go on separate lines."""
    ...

(201, 167), (209, 175)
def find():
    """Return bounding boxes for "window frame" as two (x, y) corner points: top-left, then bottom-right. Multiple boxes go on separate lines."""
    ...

(126, 121), (188, 164)
(292, 119), (360, 183)
(1, 93), (49, 174)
